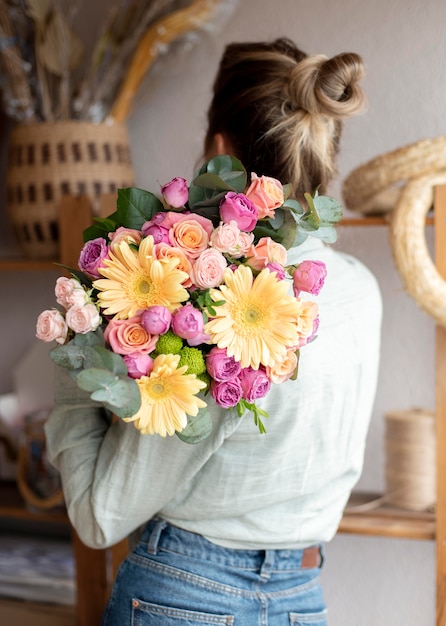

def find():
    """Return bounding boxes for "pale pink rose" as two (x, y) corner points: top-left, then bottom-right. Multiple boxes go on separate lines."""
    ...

(36, 309), (68, 344)
(245, 173), (284, 219)
(66, 304), (101, 334)
(239, 366), (271, 402)
(78, 237), (109, 278)
(296, 300), (319, 339)
(161, 177), (188, 208)
(154, 243), (193, 287)
(55, 277), (87, 309)
(210, 221), (241, 254)
(190, 248), (227, 289)
(109, 227), (142, 250)
(236, 231), (255, 258)
(141, 306), (172, 335)
(247, 237), (287, 271)
(167, 214), (214, 259)
(292, 260), (327, 296)
(219, 192), (258, 231)
(123, 352), (154, 379)
(104, 315), (158, 355)
(266, 349), (299, 384)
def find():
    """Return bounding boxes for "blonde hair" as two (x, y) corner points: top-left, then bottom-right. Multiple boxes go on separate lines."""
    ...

(205, 39), (365, 200)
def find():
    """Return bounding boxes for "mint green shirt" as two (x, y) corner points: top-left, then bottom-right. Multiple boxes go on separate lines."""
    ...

(45, 238), (382, 550)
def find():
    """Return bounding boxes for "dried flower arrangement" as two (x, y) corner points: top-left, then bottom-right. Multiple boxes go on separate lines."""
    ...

(0, 0), (236, 123)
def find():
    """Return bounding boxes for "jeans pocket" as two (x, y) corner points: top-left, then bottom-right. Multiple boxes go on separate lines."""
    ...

(289, 609), (328, 625)
(132, 598), (234, 625)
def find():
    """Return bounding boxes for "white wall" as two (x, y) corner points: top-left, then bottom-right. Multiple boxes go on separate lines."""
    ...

(2, 0), (443, 623)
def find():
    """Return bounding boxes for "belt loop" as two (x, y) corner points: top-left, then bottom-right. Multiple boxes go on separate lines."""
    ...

(147, 520), (168, 555)
(259, 550), (275, 579)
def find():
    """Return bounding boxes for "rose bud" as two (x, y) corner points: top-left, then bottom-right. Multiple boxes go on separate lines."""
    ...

(171, 303), (205, 341)
(141, 306), (172, 335)
(292, 260), (327, 296)
(123, 353), (154, 379)
(161, 177), (189, 208)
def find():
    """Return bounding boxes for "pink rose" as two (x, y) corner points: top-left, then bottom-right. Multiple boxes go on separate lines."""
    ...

(123, 352), (154, 379)
(142, 224), (170, 244)
(168, 214), (214, 259)
(210, 378), (242, 408)
(247, 237), (287, 271)
(161, 177), (189, 208)
(266, 349), (299, 384)
(206, 347), (241, 382)
(292, 260), (327, 296)
(171, 303), (205, 340)
(55, 277), (88, 309)
(109, 227), (142, 250)
(104, 315), (158, 355)
(65, 304), (101, 334)
(266, 262), (286, 280)
(190, 248), (227, 289)
(219, 192), (258, 232)
(36, 309), (68, 344)
(78, 237), (109, 278)
(141, 306), (172, 335)
(239, 366), (271, 402)
(245, 173), (284, 219)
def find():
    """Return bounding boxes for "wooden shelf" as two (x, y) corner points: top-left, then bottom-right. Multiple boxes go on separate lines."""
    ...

(339, 492), (435, 541)
(0, 258), (59, 271)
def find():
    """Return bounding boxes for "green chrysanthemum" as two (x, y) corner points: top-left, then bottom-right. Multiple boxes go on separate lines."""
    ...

(178, 347), (206, 376)
(156, 330), (184, 355)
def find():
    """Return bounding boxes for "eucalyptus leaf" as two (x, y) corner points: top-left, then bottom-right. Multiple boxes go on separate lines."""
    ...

(176, 408), (212, 444)
(50, 342), (91, 370)
(72, 328), (105, 347)
(283, 198), (304, 215)
(116, 188), (164, 229)
(76, 369), (141, 418)
(312, 195), (343, 224)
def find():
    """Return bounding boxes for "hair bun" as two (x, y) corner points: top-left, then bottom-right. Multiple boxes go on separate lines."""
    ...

(288, 52), (365, 118)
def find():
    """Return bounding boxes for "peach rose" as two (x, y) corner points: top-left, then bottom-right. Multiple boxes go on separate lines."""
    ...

(155, 243), (193, 287)
(190, 248), (227, 289)
(109, 227), (142, 250)
(36, 309), (68, 344)
(245, 173), (284, 219)
(104, 315), (158, 355)
(266, 349), (299, 384)
(210, 221), (241, 254)
(65, 304), (101, 334)
(246, 237), (287, 271)
(168, 214), (214, 259)
(296, 300), (319, 338)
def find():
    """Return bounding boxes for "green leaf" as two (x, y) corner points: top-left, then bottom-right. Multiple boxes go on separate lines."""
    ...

(312, 194), (343, 224)
(176, 408), (212, 444)
(116, 188), (164, 229)
(76, 368), (141, 418)
(50, 342), (88, 370)
(72, 328), (105, 347)
(283, 198), (304, 215)
(83, 216), (119, 243)
(192, 172), (235, 191)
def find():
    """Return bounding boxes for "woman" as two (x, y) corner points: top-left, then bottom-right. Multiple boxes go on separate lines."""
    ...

(45, 38), (382, 625)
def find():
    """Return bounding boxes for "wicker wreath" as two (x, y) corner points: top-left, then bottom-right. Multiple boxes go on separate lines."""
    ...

(342, 136), (446, 214)
(389, 170), (446, 327)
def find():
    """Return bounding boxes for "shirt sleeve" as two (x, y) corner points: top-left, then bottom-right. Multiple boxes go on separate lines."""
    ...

(44, 367), (234, 549)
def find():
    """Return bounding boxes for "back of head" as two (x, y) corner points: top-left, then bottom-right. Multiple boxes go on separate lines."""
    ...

(205, 38), (365, 200)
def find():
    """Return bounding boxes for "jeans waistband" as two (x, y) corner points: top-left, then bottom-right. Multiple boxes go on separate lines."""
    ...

(141, 519), (323, 579)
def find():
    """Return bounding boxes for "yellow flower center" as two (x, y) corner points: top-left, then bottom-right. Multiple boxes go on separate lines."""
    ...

(147, 379), (168, 400)
(245, 307), (260, 324)
(138, 278), (151, 294)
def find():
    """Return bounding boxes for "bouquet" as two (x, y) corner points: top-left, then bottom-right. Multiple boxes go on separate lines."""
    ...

(36, 155), (341, 443)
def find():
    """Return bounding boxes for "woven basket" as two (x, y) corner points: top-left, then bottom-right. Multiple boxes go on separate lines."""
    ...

(6, 121), (135, 259)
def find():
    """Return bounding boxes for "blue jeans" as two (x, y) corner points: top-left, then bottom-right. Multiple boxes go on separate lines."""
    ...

(101, 519), (327, 625)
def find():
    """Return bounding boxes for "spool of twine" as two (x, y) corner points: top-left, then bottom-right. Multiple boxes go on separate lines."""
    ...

(385, 409), (436, 511)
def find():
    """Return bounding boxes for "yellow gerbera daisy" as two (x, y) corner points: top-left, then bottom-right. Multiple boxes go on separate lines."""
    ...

(93, 237), (189, 319)
(205, 265), (301, 369)
(124, 353), (207, 436)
